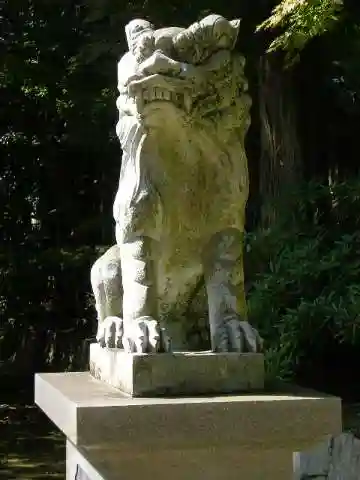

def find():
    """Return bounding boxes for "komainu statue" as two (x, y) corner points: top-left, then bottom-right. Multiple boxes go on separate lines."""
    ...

(91, 14), (262, 354)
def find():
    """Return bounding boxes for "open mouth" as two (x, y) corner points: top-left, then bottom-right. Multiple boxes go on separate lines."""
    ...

(142, 87), (191, 111)
(128, 74), (193, 113)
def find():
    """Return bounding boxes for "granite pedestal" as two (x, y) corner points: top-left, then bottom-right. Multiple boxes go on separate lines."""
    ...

(35, 372), (342, 480)
(89, 344), (264, 396)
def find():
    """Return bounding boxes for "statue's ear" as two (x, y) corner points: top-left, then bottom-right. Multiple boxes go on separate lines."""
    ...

(230, 19), (241, 30)
(230, 19), (241, 47)
(125, 19), (154, 52)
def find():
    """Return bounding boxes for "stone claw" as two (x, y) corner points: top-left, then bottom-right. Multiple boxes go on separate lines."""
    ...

(226, 318), (245, 352)
(225, 316), (263, 353)
(123, 317), (170, 353)
(238, 320), (263, 353)
(123, 319), (148, 353)
(96, 316), (124, 349)
(146, 318), (161, 352)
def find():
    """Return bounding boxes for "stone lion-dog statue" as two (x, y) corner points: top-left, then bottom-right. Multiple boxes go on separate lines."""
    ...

(91, 14), (262, 354)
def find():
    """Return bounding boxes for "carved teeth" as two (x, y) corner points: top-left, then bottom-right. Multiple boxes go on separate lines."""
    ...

(154, 87), (163, 99)
(163, 90), (171, 100)
(155, 87), (169, 100)
(140, 87), (190, 111)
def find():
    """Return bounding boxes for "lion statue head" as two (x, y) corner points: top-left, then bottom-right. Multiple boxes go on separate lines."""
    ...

(117, 15), (250, 129)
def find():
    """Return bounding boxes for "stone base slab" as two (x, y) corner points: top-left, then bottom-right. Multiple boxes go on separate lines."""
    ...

(35, 372), (342, 479)
(67, 440), (303, 480)
(35, 373), (342, 474)
(67, 441), (99, 480)
(89, 343), (264, 396)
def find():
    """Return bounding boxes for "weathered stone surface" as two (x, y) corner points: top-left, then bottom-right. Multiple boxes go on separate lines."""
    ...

(294, 433), (360, 479)
(89, 342), (264, 396)
(90, 14), (262, 355)
(68, 442), (100, 480)
(35, 372), (342, 479)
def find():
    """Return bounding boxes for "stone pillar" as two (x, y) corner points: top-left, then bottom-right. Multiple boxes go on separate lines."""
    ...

(35, 371), (342, 480)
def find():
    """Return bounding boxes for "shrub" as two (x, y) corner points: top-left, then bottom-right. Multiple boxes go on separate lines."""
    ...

(0, 246), (103, 376)
(245, 178), (360, 387)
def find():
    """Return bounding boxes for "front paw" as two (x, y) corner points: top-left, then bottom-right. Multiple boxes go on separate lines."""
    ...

(123, 317), (170, 353)
(96, 316), (124, 349)
(226, 317), (263, 353)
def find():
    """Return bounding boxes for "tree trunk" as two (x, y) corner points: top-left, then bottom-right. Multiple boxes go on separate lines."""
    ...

(258, 54), (302, 228)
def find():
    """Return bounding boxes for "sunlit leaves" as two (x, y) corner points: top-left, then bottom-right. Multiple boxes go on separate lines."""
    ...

(257, 0), (344, 61)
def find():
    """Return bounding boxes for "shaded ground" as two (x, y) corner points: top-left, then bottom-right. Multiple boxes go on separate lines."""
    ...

(343, 403), (360, 438)
(1, 393), (360, 479)
(0, 388), (65, 480)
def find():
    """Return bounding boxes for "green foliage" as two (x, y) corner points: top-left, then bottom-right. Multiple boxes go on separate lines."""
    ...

(245, 179), (360, 382)
(0, 0), (120, 374)
(257, 0), (344, 61)
(0, 247), (101, 375)
(0, 0), (119, 249)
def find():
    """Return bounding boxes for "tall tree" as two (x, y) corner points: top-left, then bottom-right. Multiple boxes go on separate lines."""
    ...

(253, 0), (345, 227)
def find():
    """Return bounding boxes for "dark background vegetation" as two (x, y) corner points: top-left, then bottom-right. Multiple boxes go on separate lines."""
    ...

(2, 0), (360, 401)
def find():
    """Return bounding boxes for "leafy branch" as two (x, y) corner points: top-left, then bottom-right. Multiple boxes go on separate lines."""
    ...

(257, 0), (344, 61)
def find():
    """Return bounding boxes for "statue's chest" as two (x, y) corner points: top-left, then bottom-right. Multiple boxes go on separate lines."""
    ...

(142, 131), (247, 240)
(153, 138), (230, 203)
